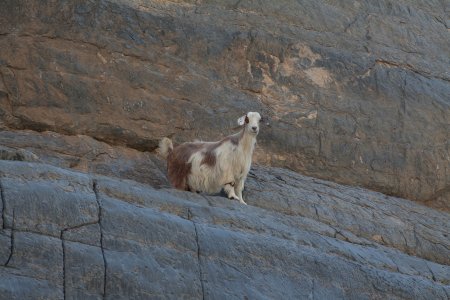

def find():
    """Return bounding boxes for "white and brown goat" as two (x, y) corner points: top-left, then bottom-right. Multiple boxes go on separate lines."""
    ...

(158, 112), (262, 205)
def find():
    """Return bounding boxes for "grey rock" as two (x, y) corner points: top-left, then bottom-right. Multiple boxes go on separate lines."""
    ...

(64, 241), (104, 300)
(0, 130), (169, 188)
(196, 225), (447, 300)
(0, 230), (11, 266)
(4, 231), (63, 285)
(63, 224), (101, 248)
(0, 145), (39, 162)
(1, 162), (97, 237)
(0, 268), (62, 300)
(0, 160), (449, 299)
(244, 166), (450, 266)
(100, 196), (203, 299)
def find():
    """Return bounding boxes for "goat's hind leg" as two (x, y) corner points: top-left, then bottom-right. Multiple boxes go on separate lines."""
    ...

(223, 182), (239, 201)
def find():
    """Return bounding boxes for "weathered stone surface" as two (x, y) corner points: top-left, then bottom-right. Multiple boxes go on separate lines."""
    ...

(0, 268), (62, 300)
(5, 231), (63, 285)
(0, 160), (449, 299)
(0, 130), (169, 187)
(1, 162), (97, 237)
(197, 225), (448, 300)
(63, 224), (101, 248)
(0, 0), (449, 298)
(64, 241), (104, 300)
(0, 230), (11, 266)
(0, 145), (39, 162)
(0, 0), (448, 209)
(100, 196), (203, 299)
(245, 166), (450, 266)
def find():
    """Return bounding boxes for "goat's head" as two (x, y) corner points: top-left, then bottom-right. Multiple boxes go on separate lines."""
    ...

(237, 112), (262, 135)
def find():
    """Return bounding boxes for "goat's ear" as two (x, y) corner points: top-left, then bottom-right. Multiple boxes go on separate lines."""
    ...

(237, 115), (247, 126)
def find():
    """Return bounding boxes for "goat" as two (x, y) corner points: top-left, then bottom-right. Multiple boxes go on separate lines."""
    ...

(158, 112), (262, 205)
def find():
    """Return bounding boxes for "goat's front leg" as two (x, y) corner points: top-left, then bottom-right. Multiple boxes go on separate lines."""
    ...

(235, 178), (247, 205)
(223, 182), (239, 201)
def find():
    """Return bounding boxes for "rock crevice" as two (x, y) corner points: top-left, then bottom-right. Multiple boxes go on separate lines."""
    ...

(4, 209), (15, 268)
(92, 180), (107, 300)
(0, 180), (5, 230)
(188, 208), (206, 300)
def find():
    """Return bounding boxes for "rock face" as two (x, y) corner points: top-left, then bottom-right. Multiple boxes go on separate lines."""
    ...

(0, 0), (449, 209)
(0, 0), (449, 298)
(0, 129), (449, 299)
(0, 159), (450, 300)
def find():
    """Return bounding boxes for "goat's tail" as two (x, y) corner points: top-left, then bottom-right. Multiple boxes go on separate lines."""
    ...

(158, 137), (173, 159)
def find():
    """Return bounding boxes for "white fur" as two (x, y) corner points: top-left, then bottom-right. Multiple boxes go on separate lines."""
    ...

(158, 137), (173, 159)
(237, 116), (246, 126)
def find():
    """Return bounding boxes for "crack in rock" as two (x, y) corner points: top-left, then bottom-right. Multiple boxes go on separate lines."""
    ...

(93, 180), (107, 300)
(425, 262), (437, 282)
(313, 202), (320, 220)
(61, 220), (101, 236)
(188, 208), (205, 300)
(4, 209), (15, 267)
(59, 221), (100, 300)
(60, 231), (66, 300)
(0, 179), (5, 230)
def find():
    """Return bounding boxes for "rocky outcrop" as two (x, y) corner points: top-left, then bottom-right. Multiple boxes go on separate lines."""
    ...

(0, 0), (448, 209)
(0, 129), (168, 187)
(0, 0), (449, 297)
(0, 158), (449, 299)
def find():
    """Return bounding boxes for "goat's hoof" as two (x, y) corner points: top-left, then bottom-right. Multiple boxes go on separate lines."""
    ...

(240, 200), (247, 205)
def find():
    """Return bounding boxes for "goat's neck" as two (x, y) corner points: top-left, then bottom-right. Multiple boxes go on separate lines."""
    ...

(238, 129), (256, 155)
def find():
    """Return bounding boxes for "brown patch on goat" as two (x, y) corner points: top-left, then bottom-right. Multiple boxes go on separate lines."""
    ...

(167, 143), (203, 190)
(200, 131), (243, 166)
(224, 130), (243, 146)
(201, 150), (216, 167)
(227, 134), (240, 146)
(200, 141), (223, 167)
